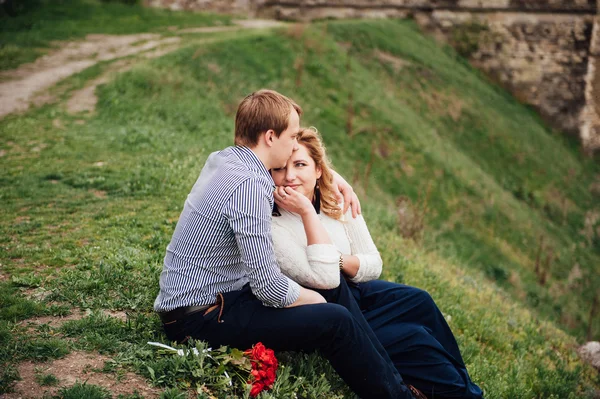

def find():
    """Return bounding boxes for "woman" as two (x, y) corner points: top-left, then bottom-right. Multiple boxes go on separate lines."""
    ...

(270, 127), (483, 399)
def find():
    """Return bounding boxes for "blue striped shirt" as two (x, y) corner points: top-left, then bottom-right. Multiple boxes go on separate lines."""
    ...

(154, 146), (301, 312)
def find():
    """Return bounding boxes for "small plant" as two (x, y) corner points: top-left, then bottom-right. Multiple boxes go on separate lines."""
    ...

(35, 372), (59, 387)
(587, 291), (599, 341)
(396, 184), (431, 243)
(0, 363), (20, 394)
(159, 387), (187, 399)
(396, 196), (425, 241)
(450, 21), (491, 58)
(117, 391), (145, 399)
(24, 338), (70, 361)
(294, 56), (305, 88)
(55, 382), (112, 399)
(346, 90), (354, 137)
(534, 236), (554, 286)
(0, 281), (47, 322)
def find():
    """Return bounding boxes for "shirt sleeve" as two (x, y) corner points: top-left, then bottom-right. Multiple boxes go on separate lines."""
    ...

(272, 221), (341, 289)
(344, 210), (383, 283)
(223, 178), (300, 308)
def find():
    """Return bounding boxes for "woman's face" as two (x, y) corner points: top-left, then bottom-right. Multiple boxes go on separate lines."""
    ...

(271, 143), (322, 200)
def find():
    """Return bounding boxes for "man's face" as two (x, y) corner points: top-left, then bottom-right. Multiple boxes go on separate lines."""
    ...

(272, 108), (300, 168)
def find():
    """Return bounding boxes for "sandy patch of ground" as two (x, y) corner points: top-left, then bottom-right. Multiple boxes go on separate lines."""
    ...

(234, 19), (285, 29)
(3, 351), (161, 399)
(0, 34), (180, 118)
(102, 309), (128, 322)
(178, 25), (240, 34)
(178, 19), (283, 33)
(21, 309), (129, 333)
(373, 50), (412, 72)
(23, 310), (87, 330)
(66, 75), (112, 114)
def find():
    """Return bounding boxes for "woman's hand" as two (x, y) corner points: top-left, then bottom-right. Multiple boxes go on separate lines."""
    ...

(331, 170), (361, 218)
(274, 186), (332, 245)
(274, 186), (315, 216)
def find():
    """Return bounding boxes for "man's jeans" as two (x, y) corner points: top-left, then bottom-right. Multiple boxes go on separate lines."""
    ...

(162, 277), (413, 399)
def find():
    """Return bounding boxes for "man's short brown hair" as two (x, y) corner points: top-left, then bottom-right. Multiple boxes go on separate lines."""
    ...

(235, 89), (303, 147)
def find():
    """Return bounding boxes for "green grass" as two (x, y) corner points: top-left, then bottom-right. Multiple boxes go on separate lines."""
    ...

(159, 388), (188, 399)
(55, 382), (112, 399)
(0, 281), (47, 321)
(0, 0), (232, 70)
(35, 372), (60, 386)
(0, 13), (599, 399)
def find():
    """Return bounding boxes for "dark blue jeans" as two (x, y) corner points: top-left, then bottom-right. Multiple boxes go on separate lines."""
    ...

(162, 278), (414, 399)
(350, 280), (484, 399)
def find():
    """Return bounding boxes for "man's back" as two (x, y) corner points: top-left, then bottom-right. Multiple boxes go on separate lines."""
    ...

(154, 146), (300, 313)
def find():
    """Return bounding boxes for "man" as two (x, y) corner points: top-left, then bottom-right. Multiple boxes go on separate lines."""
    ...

(154, 89), (416, 398)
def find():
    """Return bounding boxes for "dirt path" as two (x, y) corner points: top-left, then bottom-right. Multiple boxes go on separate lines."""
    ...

(0, 19), (284, 119)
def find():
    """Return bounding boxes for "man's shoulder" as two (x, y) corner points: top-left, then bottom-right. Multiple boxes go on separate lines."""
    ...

(212, 147), (255, 173)
(202, 147), (272, 198)
(203, 148), (249, 181)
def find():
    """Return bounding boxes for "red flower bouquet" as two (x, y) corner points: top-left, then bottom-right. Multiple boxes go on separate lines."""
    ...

(244, 342), (278, 397)
(147, 340), (278, 397)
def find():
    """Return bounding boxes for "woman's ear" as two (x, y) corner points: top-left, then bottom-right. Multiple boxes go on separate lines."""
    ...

(316, 166), (322, 180)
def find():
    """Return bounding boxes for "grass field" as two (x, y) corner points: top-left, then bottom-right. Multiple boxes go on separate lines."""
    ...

(1, 4), (599, 398)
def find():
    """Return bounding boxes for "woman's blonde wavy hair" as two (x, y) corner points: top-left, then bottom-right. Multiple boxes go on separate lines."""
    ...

(297, 127), (343, 220)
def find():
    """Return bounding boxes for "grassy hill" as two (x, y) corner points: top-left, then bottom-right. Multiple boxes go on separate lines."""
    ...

(1, 9), (599, 398)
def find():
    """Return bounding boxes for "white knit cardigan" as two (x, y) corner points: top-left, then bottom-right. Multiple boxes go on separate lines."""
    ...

(271, 207), (383, 289)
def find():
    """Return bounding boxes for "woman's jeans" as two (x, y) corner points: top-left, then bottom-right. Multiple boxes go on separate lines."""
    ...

(350, 280), (484, 399)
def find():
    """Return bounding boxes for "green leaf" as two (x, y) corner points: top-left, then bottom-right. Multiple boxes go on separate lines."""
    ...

(146, 366), (155, 380)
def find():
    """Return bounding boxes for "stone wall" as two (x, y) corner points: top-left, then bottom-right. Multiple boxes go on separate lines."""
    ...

(415, 11), (594, 137)
(581, 2), (600, 154)
(257, 0), (597, 19)
(146, 0), (600, 155)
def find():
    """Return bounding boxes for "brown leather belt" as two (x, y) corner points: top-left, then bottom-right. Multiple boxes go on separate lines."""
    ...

(158, 304), (219, 324)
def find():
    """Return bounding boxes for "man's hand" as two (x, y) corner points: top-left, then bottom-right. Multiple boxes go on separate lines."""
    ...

(286, 286), (327, 307)
(331, 170), (361, 218)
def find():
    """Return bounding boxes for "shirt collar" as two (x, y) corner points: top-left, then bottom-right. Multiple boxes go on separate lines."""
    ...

(232, 146), (274, 186)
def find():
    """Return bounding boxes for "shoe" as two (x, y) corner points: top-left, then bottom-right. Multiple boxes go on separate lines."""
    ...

(408, 384), (428, 399)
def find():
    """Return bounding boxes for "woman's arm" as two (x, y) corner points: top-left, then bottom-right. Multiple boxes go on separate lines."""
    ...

(272, 221), (341, 289)
(342, 210), (383, 283)
(274, 185), (331, 245)
(272, 186), (341, 289)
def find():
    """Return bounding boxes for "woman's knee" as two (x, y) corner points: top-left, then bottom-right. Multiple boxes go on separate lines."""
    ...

(408, 287), (437, 308)
(365, 280), (434, 305)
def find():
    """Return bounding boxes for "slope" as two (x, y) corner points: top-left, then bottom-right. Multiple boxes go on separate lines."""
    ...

(0, 17), (599, 398)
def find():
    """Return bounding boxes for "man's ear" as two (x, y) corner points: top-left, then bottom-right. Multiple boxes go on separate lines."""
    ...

(264, 129), (276, 147)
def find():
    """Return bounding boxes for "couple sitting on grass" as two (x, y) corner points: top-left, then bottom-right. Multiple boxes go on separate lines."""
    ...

(153, 89), (483, 399)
